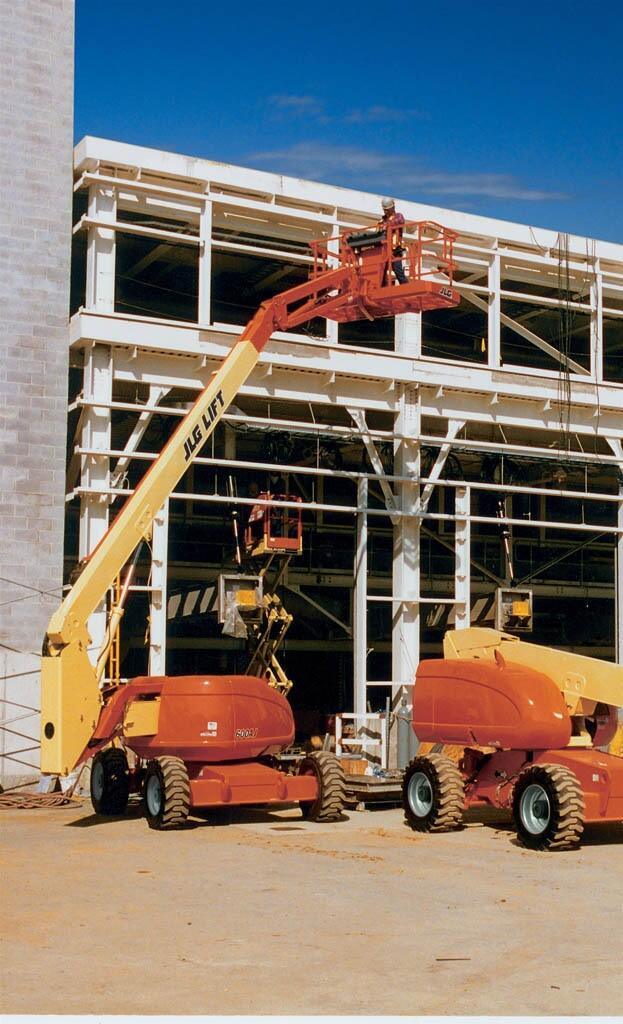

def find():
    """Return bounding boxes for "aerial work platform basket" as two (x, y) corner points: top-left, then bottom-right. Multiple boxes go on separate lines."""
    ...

(309, 219), (459, 322)
(245, 493), (303, 557)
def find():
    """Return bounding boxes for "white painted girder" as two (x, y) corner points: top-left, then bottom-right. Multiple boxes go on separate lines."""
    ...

(75, 137), (623, 263)
(108, 362), (623, 441)
(71, 314), (623, 423)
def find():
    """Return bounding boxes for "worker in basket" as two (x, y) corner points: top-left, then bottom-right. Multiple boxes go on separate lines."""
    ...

(380, 197), (408, 284)
(345, 198), (408, 285)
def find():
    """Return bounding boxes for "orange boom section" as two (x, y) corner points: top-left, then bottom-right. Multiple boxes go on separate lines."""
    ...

(80, 675), (295, 765)
(413, 658), (572, 750)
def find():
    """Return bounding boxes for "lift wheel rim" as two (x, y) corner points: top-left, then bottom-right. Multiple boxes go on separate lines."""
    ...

(91, 760), (105, 802)
(519, 783), (551, 835)
(407, 771), (434, 817)
(145, 774), (163, 818)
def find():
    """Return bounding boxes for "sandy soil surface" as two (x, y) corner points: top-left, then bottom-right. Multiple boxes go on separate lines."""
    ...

(1, 798), (622, 1016)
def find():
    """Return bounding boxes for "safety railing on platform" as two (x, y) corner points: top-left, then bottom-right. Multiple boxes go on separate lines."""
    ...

(310, 220), (457, 288)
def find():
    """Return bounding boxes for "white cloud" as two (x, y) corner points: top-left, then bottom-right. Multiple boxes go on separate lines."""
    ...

(270, 94), (322, 111)
(247, 142), (569, 202)
(268, 95), (325, 118)
(344, 105), (426, 124)
(266, 98), (425, 125)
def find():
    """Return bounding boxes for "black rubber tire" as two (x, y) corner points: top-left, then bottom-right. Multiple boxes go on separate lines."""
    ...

(90, 747), (130, 816)
(299, 751), (346, 822)
(403, 753), (464, 833)
(143, 756), (190, 831)
(513, 763), (585, 851)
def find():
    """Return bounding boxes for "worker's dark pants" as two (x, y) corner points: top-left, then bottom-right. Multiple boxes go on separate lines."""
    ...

(392, 259), (407, 284)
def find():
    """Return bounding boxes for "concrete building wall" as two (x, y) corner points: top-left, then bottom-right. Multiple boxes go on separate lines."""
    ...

(0, 0), (75, 782)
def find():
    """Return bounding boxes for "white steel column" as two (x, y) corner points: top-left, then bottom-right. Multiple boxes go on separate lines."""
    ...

(79, 344), (112, 662)
(607, 439), (623, 664)
(324, 218), (340, 345)
(395, 312), (421, 357)
(86, 186), (116, 311)
(198, 198), (212, 325)
(488, 251), (501, 367)
(590, 259), (603, 383)
(149, 501), (169, 675)
(353, 477), (368, 717)
(455, 485), (471, 629)
(81, 183), (116, 665)
(392, 383), (421, 699)
(614, 481), (618, 667)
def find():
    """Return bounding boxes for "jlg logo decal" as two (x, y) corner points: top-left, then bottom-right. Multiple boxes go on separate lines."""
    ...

(183, 390), (225, 462)
(235, 728), (258, 739)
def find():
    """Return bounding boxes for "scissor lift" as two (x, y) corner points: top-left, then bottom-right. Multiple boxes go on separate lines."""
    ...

(239, 493), (303, 694)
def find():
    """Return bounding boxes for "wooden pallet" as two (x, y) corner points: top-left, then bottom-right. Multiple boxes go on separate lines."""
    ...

(343, 770), (403, 805)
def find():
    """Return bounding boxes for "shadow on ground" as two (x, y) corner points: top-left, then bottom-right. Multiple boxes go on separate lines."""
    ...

(463, 806), (623, 847)
(65, 800), (349, 830)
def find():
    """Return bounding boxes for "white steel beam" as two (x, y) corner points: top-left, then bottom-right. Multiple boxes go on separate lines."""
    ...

(110, 385), (170, 490)
(108, 356), (623, 440)
(72, 314), (623, 427)
(285, 584), (351, 636)
(74, 138), (623, 265)
(73, 451), (623, 510)
(347, 407), (398, 522)
(463, 289), (589, 376)
(78, 215), (200, 247)
(419, 418), (465, 513)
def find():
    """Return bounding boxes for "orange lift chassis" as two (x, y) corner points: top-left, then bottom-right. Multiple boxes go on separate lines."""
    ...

(40, 220), (459, 829)
(402, 628), (623, 851)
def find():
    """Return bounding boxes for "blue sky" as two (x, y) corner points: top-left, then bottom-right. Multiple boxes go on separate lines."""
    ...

(75, 0), (623, 242)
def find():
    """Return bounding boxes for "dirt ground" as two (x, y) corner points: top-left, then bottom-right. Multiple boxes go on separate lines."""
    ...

(1, 796), (622, 1017)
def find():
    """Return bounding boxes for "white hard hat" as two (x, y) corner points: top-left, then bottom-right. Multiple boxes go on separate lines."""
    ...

(381, 197), (395, 209)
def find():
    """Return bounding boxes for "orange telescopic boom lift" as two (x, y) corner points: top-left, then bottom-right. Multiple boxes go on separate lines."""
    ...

(40, 219), (458, 829)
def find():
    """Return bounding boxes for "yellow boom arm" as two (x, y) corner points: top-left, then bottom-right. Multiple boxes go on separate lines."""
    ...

(443, 627), (623, 745)
(41, 265), (352, 774)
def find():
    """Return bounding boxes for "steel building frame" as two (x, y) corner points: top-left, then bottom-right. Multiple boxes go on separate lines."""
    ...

(69, 137), (623, 719)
